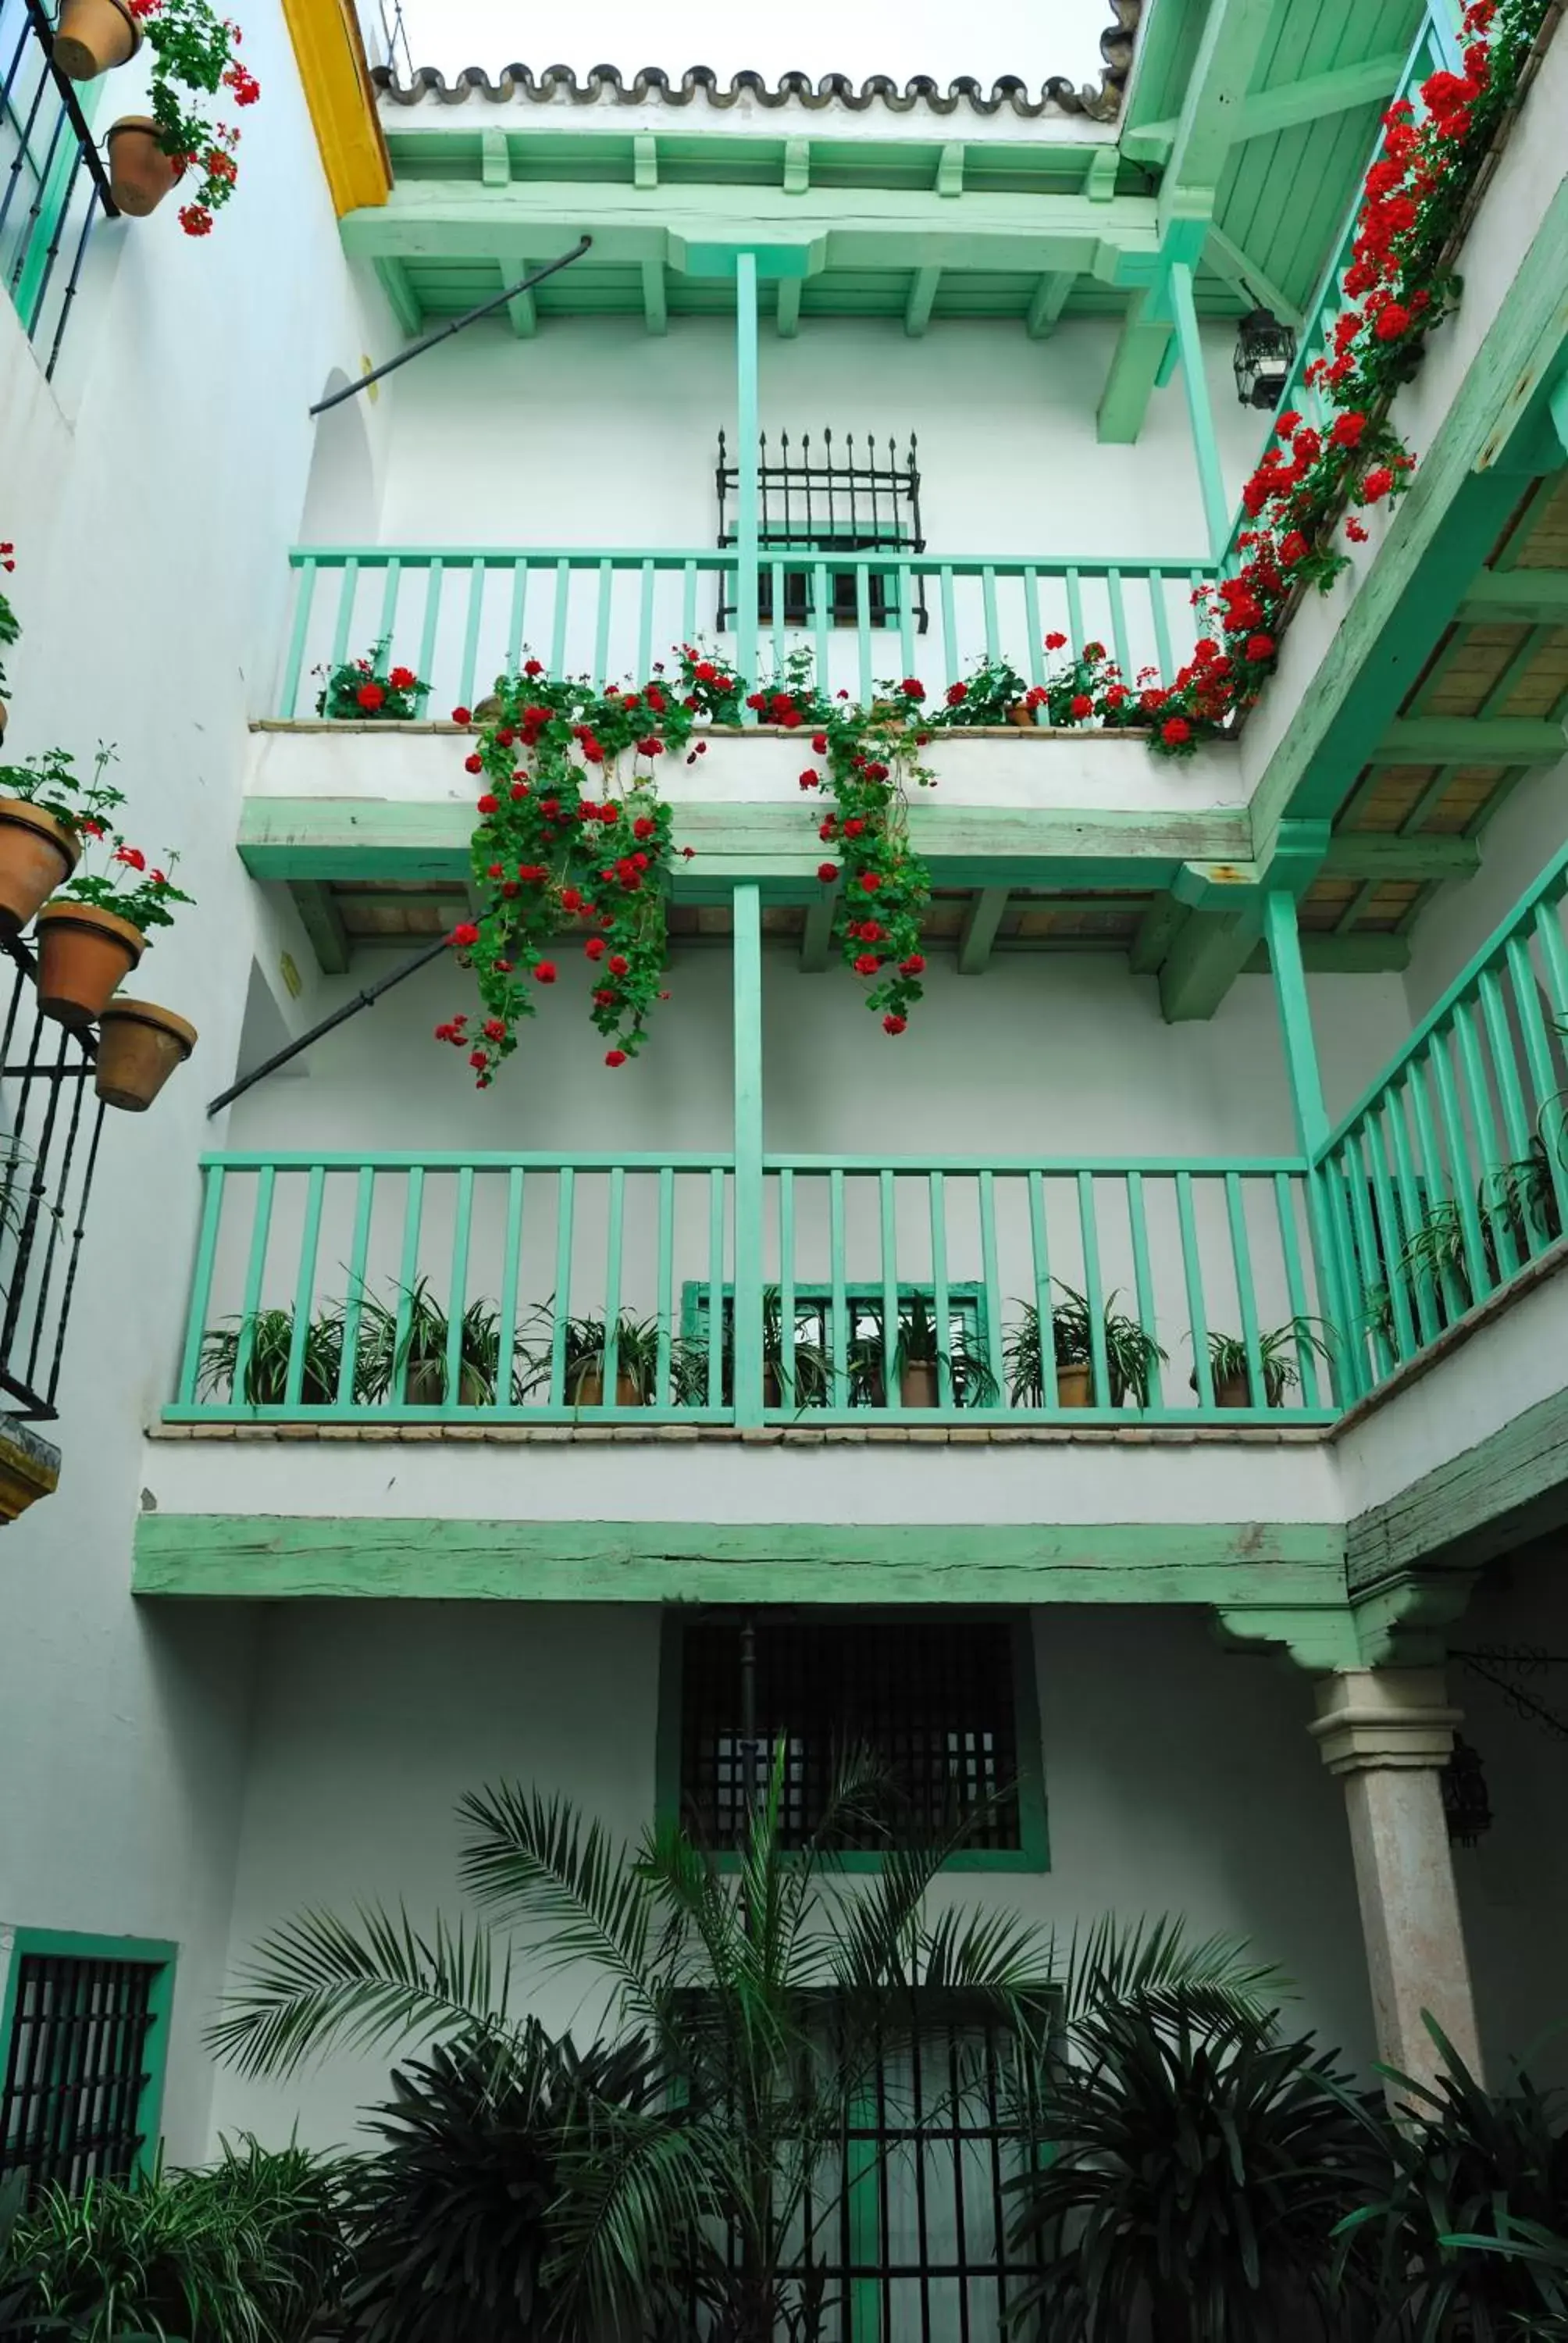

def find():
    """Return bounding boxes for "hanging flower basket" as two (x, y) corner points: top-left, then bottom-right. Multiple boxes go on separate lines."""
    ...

(94, 997), (197, 1111)
(106, 116), (185, 215)
(52, 0), (141, 81)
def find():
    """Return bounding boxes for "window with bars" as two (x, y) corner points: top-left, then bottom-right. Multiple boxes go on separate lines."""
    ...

(715, 429), (928, 636)
(665, 1615), (1045, 1866)
(0, 1934), (174, 2199)
(686, 1993), (1050, 2343)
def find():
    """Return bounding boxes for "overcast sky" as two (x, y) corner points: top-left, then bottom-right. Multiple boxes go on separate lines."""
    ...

(391, 0), (1118, 90)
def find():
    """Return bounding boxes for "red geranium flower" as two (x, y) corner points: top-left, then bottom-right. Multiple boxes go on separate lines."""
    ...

(1069, 694), (1093, 719)
(465, 753), (484, 775)
(356, 682), (386, 711)
(900, 678), (925, 698)
(853, 953), (880, 976)
(476, 793), (499, 815)
(799, 771), (820, 790)
(1245, 633), (1277, 662)
(523, 659), (543, 677)
(451, 706), (472, 725)
(882, 1015), (907, 1036)
(534, 962), (558, 985)
(859, 872), (882, 893)
(608, 954), (629, 977)
(450, 922), (479, 947)
(604, 1050), (627, 1068)
(900, 954), (925, 976)
(585, 936), (605, 961)
(1374, 303), (1412, 341)
(1044, 631), (1067, 651)
(946, 683), (968, 705)
(817, 862), (839, 883)
(389, 666), (417, 690)
(1360, 465), (1395, 501)
(1280, 531), (1310, 565)
(1161, 717), (1192, 747)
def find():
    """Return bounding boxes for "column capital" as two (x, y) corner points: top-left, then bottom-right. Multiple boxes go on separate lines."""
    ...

(1308, 1667), (1461, 1778)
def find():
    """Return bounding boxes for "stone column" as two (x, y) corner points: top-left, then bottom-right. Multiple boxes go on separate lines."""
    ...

(1308, 1668), (1481, 2088)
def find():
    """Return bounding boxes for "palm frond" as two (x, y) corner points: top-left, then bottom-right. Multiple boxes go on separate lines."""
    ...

(205, 1906), (512, 2078)
(455, 1784), (661, 2030)
(1053, 1913), (1282, 2030)
(544, 2103), (725, 2336)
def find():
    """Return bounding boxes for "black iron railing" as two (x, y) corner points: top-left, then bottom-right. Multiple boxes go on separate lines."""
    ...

(0, 935), (105, 1421)
(0, 0), (119, 380)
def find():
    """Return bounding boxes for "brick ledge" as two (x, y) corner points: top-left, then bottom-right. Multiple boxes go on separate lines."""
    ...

(147, 1421), (1327, 1447)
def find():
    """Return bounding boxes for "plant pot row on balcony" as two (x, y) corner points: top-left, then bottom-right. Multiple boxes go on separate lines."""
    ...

(51, 0), (258, 235)
(199, 1279), (1335, 1414)
(0, 751), (196, 1112)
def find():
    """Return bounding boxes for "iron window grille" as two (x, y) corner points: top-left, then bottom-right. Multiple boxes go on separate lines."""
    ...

(0, 0), (120, 381)
(0, 1937), (173, 2198)
(0, 935), (106, 1421)
(673, 1615), (1025, 1853)
(682, 1991), (1051, 2343)
(715, 430), (928, 637)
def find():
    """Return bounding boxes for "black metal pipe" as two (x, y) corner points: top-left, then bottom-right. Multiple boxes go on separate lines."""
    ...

(205, 933), (453, 1116)
(310, 236), (593, 415)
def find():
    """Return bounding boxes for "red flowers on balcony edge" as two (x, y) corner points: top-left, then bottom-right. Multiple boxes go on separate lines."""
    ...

(314, 639), (429, 723)
(1121, 0), (1540, 757)
(440, 648), (744, 1086)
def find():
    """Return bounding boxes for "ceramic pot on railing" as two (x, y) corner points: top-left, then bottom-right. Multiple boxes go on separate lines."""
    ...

(35, 900), (144, 1024)
(52, 0), (141, 80)
(94, 999), (196, 1111)
(569, 1367), (643, 1407)
(1055, 1364), (1093, 1407)
(0, 801), (80, 936)
(105, 118), (184, 215)
(899, 1361), (939, 1407)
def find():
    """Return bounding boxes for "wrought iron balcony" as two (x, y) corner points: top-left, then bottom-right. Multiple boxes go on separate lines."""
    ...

(0, 0), (119, 380)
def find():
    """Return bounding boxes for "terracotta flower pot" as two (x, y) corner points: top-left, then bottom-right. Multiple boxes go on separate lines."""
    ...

(106, 117), (184, 216)
(763, 1364), (783, 1410)
(1007, 701), (1036, 729)
(404, 1357), (490, 1407)
(53, 0), (140, 80)
(35, 900), (144, 1025)
(94, 997), (196, 1111)
(570, 1368), (643, 1408)
(0, 798), (81, 937)
(900, 1361), (939, 1408)
(1056, 1363), (1094, 1408)
(1214, 1372), (1251, 1410)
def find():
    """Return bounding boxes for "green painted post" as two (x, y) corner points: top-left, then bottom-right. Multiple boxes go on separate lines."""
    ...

(283, 1166), (326, 1407)
(1263, 890), (1356, 1394)
(929, 1172), (953, 1409)
(175, 1164), (226, 1407)
(280, 560), (317, 717)
(1026, 1170), (1057, 1409)
(337, 1165), (376, 1412)
(732, 882), (764, 1423)
(1169, 261), (1230, 566)
(879, 1168), (900, 1410)
(735, 250), (761, 698)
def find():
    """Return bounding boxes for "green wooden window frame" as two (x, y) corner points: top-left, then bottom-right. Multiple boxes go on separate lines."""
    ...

(655, 1610), (1049, 1874)
(0, 1929), (176, 2195)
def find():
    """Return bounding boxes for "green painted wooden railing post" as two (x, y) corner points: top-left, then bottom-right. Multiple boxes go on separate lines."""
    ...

(1169, 262), (1229, 567)
(732, 882), (765, 1423)
(1264, 890), (1360, 1400)
(735, 251), (761, 701)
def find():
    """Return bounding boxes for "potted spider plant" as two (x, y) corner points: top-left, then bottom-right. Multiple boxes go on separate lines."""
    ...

(847, 1294), (997, 1409)
(1195, 1318), (1334, 1409)
(1005, 1283), (1165, 1410)
(519, 1307), (661, 1407)
(198, 1304), (347, 1407)
(671, 1286), (834, 1411)
(0, 746), (123, 939)
(355, 1278), (510, 1407)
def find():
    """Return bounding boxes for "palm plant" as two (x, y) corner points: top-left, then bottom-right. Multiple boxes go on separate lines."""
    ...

(1335, 2019), (1568, 2340)
(1007, 1994), (1379, 2343)
(0, 2138), (347, 2343)
(198, 1306), (348, 1407)
(209, 1756), (1271, 2343)
(1004, 1283), (1167, 1408)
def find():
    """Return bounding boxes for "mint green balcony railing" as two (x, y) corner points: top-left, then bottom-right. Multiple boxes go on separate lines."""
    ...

(1313, 844), (1568, 1407)
(1219, 0), (1463, 572)
(167, 1150), (1336, 1428)
(276, 546), (1217, 719)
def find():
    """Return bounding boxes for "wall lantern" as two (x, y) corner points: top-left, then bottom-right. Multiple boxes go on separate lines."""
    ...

(1441, 1735), (1493, 1848)
(1233, 307), (1297, 408)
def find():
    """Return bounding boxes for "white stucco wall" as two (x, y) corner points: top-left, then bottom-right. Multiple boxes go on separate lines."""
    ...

(0, 16), (384, 2157)
(1401, 755), (1568, 1026)
(202, 1599), (1377, 2152)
